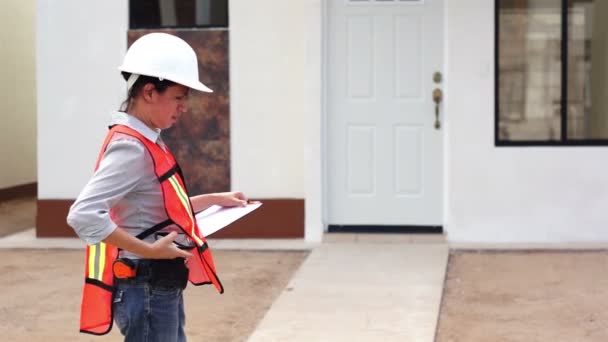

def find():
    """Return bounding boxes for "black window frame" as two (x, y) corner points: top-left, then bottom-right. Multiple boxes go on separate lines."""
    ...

(495, 0), (607, 147)
(129, 0), (229, 30)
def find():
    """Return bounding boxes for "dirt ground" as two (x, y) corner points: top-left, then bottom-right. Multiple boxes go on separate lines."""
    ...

(0, 249), (308, 342)
(0, 196), (35, 237)
(436, 250), (608, 342)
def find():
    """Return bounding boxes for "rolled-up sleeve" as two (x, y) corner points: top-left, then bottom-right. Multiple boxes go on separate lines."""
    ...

(67, 138), (146, 245)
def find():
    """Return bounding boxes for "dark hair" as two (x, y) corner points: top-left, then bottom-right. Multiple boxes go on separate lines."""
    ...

(119, 72), (177, 111)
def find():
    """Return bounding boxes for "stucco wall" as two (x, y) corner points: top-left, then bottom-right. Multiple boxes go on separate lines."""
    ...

(36, 0), (128, 199)
(0, 0), (37, 189)
(229, 0), (307, 198)
(446, 0), (608, 244)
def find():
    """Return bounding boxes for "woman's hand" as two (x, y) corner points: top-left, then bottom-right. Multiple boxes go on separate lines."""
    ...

(147, 232), (193, 259)
(103, 229), (192, 259)
(190, 191), (249, 212)
(214, 191), (247, 207)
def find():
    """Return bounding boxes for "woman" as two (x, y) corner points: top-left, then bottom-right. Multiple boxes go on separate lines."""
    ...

(67, 32), (243, 342)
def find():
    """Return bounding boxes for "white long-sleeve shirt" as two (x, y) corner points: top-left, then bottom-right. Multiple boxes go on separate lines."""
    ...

(67, 112), (177, 258)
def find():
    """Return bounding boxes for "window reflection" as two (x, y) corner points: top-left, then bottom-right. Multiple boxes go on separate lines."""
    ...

(567, 0), (607, 139)
(498, 0), (562, 141)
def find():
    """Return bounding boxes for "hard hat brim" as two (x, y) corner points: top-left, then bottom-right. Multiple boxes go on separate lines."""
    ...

(183, 80), (213, 93)
(118, 68), (214, 93)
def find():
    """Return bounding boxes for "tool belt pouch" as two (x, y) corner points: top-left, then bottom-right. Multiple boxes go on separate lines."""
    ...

(149, 259), (189, 289)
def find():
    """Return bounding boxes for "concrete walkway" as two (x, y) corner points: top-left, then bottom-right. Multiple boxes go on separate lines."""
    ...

(248, 237), (449, 342)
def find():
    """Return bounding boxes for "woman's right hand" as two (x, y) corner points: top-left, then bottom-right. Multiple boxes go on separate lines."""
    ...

(103, 228), (193, 259)
(147, 232), (193, 259)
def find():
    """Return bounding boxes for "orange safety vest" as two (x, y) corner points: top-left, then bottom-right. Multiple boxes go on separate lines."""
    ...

(79, 124), (223, 335)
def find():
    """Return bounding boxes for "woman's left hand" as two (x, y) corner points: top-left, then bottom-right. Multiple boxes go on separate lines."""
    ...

(215, 191), (247, 207)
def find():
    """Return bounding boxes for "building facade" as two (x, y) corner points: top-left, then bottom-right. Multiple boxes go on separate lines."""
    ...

(32, 0), (608, 245)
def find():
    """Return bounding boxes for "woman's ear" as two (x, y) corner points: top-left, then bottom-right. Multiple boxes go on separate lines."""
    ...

(142, 83), (156, 103)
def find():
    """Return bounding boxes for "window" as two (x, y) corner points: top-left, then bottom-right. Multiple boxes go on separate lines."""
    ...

(346, 0), (422, 3)
(496, 0), (608, 145)
(130, 0), (228, 29)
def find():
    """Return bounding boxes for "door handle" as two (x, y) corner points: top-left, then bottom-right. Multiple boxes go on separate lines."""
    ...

(432, 88), (443, 130)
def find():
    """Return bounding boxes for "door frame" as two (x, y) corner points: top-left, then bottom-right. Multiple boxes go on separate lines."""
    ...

(319, 0), (449, 234)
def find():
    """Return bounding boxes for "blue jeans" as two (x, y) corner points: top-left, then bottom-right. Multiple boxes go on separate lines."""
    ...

(113, 283), (186, 342)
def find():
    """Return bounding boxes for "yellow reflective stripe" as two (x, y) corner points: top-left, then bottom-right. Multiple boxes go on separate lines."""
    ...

(99, 242), (106, 280)
(168, 176), (201, 244)
(168, 176), (203, 246)
(87, 243), (108, 281)
(88, 244), (97, 279)
(168, 176), (192, 216)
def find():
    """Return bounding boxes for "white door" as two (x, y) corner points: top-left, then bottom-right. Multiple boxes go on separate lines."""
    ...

(327, 0), (444, 226)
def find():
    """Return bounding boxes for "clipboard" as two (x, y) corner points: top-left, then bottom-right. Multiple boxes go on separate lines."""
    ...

(195, 202), (262, 237)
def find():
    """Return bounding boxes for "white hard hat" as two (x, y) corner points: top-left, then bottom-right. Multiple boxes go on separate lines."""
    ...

(118, 32), (213, 93)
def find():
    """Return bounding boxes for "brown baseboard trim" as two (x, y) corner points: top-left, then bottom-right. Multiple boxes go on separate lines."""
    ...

(36, 199), (76, 238)
(36, 198), (304, 239)
(209, 199), (304, 239)
(0, 182), (37, 202)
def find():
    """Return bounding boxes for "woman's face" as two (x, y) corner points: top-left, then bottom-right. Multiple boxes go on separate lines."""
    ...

(150, 84), (190, 129)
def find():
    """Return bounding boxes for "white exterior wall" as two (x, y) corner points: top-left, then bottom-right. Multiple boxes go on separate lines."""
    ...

(445, 0), (608, 244)
(36, 0), (127, 199)
(231, 0), (323, 241)
(229, 0), (307, 199)
(0, 0), (37, 189)
(303, 0), (324, 242)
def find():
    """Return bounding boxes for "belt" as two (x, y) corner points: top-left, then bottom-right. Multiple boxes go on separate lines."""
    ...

(114, 258), (189, 289)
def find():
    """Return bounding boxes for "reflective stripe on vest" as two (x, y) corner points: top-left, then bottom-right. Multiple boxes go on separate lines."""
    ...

(79, 124), (223, 336)
(88, 242), (108, 281)
(166, 174), (204, 246)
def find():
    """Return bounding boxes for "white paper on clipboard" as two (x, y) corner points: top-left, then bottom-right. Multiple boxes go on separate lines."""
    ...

(195, 202), (262, 237)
